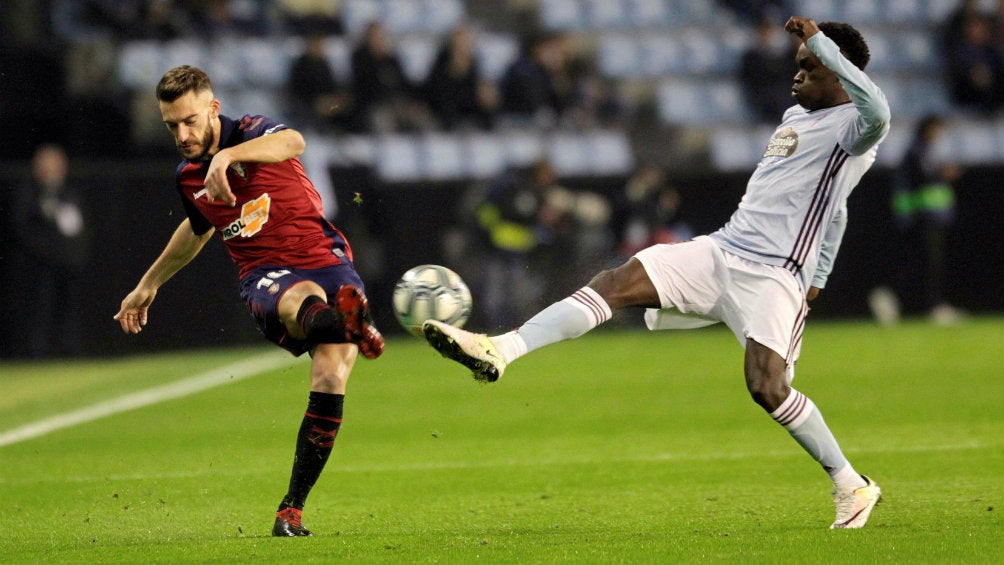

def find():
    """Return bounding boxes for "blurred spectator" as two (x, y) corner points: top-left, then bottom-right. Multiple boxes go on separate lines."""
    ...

(569, 74), (628, 130)
(423, 25), (499, 130)
(135, 0), (190, 41)
(51, 0), (142, 42)
(738, 18), (798, 123)
(614, 165), (694, 258)
(278, 0), (344, 36)
(350, 21), (431, 132)
(10, 145), (93, 357)
(943, 6), (1004, 114)
(190, 0), (272, 38)
(942, 0), (984, 50)
(869, 115), (965, 325)
(499, 32), (577, 127)
(287, 34), (356, 132)
(474, 160), (569, 328)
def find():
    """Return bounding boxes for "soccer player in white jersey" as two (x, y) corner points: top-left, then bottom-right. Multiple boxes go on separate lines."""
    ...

(423, 16), (890, 529)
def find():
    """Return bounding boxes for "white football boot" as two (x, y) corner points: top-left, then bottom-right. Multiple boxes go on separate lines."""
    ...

(422, 320), (507, 382)
(831, 475), (882, 529)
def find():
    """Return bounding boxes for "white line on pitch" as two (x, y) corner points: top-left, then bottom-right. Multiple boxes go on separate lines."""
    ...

(0, 352), (298, 448)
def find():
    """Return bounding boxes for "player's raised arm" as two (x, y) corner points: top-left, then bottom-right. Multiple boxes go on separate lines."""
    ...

(789, 16), (891, 154)
(203, 128), (306, 207)
(114, 218), (214, 333)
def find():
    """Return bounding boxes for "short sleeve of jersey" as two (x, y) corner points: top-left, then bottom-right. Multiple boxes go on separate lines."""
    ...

(182, 194), (214, 235)
(234, 115), (288, 142)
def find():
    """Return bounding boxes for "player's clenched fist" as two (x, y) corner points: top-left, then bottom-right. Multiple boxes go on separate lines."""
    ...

(785, 16), (820, 41)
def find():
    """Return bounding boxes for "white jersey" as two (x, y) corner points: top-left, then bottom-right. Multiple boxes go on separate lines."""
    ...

(709, 32), (891, 292)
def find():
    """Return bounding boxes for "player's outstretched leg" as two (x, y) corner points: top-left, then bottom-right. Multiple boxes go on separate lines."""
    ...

(272, 507), (313, 537)
(422, 320), (507, 382)
(333, 285), (384, 359)
(831, 475), (882, 529)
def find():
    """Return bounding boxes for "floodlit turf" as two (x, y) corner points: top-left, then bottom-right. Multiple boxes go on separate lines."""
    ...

(1, 318), (1001, 564)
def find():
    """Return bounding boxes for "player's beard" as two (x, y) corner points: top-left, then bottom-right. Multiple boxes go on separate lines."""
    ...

(178, 123), (216, 161)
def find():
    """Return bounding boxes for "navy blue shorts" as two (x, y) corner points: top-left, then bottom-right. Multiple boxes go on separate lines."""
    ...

(239, 263), (365, 356)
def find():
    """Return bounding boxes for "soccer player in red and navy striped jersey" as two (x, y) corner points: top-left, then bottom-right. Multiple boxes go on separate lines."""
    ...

(115, 65), (383, 537)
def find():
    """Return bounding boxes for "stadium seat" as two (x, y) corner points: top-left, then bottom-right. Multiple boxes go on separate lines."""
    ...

(793, 0), (842, 21)
(670, 0), (718, 25)
(842, 0), (880, 23)
(547, 132), (592, 176)
(322, 37), (354, 83)
(710, 126), (770, 171)
(582, 0), (628, 30)
(396, 35), (439, 83)
(329, 134), (378, 167)
(873, 122), (911, 167)
(341, 0), (383, 35)
(626, 0), (670, 28)
(677, 30), (723, 74)
(908, 77), (952, 118)
(657, 79), (750, 125)
(539, 0), (586, 30)
(859, 31), (895, 73)
(421, 134), (466, 180)
(217, 88), (285, 121)
(924, 0), (959, 23)
(500, 130), (548, 168)
(117, 41), (163, 89)
(641, 33), (684, 76)
(202, 43), (243, 88)
(896, 31), (940, 71)
(238, 38), (296, 87)
(420, 0), (465, 33)
(945, 120), (1003, 164)
(882, 0), (929, 24)
(160, 40), (206, 76)
(873, 74), (947, 120)
(376, 135), (423, 181)
(382, 0), (424, 34)
(546, 131), (633, 176)
(476, 33), (520, 82)
(598, 34), (645, 78)
(586, 130), (635, 175)
(462, 133), (508, 179)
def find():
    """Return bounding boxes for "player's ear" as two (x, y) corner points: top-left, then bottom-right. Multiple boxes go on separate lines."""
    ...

(209, 98), (221, 119)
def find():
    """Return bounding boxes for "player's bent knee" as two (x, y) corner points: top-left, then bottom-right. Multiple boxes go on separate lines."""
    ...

(589, 259), (659, 309)
(309, 343), (357, 394)
(744, 340), (790, 411)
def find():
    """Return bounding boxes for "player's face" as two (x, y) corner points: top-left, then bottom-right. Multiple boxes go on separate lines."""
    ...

(160, 89), (220, 161)
(790, 44), (844, 111)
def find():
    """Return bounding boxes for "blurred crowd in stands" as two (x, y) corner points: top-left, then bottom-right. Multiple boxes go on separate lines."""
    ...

(0, 0), (999, 355)
(2, 0), (999, 150)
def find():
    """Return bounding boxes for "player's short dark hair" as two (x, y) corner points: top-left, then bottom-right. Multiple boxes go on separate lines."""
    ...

(818, 22), (870, 70)
(156, 65), (213, 102)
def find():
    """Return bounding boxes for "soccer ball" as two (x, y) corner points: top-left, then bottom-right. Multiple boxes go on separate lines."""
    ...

(392, 264), (473, 336)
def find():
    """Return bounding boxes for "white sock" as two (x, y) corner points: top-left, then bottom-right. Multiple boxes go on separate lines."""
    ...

(491, 331), (527, 365)
(830, 464), (866, 490)
(491, 287), (612, 364)
(771, 388), (867, 489)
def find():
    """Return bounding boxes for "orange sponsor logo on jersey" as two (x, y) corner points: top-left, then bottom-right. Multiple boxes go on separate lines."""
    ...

(221, 193), (271, 240)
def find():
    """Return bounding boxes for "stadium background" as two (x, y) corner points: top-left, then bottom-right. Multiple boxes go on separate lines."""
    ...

(1, 0), (1001, 358)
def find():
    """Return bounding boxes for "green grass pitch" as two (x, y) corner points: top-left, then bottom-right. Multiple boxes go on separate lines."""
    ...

(1, 318), (1001, 564)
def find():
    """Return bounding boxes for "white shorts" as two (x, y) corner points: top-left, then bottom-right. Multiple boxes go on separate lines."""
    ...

(634, 236), (808, 376)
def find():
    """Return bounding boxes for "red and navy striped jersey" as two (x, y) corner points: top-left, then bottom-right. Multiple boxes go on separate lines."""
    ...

(175, 114), (352, 279)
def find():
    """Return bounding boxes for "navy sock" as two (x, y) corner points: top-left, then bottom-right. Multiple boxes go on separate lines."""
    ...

(296, 295), (347, 344)
(279, 391), (344, 511)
